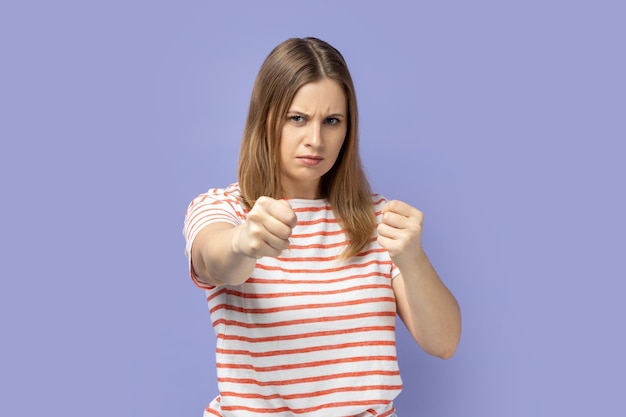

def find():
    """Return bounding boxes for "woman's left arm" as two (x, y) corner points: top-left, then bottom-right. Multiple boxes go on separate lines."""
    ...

(377, 200), (462, 359)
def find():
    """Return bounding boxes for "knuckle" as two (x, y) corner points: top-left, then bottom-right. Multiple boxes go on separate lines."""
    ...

(248, 238), (262, 250)
(247, 210), (263, 223)
(255, 196), (273, 211)
(247, 222), (263, 236)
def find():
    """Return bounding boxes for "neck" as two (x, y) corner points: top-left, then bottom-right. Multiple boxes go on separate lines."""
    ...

(280, 182), (321, 199)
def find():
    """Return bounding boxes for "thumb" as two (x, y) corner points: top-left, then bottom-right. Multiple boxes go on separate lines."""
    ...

(278, 199), (297, 228)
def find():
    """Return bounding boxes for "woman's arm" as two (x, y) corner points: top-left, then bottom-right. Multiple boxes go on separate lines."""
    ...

(191, 197), (297, 287)
(377, 200), (462, 359)
(191, 223), (256, 287)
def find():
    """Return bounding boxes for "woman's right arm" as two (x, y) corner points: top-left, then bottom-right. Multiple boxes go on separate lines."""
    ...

(191, 197), (297, 287)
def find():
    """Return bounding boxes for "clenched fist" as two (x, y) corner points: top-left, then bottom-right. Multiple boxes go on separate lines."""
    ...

(377, 200), (425, 268)
(233, 196), (298, 259)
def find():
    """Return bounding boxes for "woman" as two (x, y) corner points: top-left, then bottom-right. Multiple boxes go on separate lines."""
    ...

(183, 37), (461, 417)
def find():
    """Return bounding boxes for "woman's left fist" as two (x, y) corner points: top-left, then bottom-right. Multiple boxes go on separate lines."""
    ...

(377, 200), (424, 267)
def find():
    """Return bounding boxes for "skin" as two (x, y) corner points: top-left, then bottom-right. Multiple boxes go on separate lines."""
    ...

(279, 78), (347, 199)
(191, 78), (461, 359)
(379, 200), (461, 359)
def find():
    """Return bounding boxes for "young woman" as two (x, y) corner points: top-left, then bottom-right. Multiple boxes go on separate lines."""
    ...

(183, 37), (461, 417)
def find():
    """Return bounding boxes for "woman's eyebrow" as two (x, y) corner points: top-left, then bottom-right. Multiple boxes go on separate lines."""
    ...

(286, 110), (345, 118)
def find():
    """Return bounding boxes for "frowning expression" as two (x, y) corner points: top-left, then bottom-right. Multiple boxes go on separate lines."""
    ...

(279, 78), (347, 199)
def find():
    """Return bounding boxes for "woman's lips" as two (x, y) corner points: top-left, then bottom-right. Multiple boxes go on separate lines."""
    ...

(297, 156), (323, 166)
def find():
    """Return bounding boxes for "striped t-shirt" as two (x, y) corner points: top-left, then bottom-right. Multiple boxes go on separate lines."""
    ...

(183, 183), (402, 417)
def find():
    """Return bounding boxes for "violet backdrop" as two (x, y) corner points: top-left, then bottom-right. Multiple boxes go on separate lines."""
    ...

(1, 1), (625, 416)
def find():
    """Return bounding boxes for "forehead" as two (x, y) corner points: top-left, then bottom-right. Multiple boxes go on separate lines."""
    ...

(288, 78), (347, 113)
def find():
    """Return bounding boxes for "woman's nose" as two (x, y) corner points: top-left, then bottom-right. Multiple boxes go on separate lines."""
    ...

(305, 123), (323, 147)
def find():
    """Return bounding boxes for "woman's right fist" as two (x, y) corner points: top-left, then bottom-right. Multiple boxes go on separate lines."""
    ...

(233, 197), (297, 259)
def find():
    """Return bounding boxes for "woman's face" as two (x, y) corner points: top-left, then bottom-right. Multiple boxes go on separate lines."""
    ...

(279, 78), (347, 199)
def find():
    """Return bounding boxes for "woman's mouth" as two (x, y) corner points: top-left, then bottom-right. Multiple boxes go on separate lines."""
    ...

(297, 156), (323, 166)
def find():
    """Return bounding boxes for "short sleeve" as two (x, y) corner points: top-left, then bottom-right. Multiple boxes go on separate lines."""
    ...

(390, 263), (401, 280)
(182, 183), (247, 288)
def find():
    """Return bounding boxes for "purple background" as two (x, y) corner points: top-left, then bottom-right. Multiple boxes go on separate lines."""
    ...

(2, 1), (625, 416)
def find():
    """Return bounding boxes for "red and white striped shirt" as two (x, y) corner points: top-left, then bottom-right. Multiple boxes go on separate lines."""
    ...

(183, 183), (402, 417)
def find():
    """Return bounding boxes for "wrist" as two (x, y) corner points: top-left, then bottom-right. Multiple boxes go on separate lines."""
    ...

(394, 247), (428, 272)
(230, 226), (244, 256)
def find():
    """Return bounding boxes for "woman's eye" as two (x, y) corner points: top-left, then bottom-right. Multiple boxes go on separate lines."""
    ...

(290, 115), (305, 123)
(325, 117), (340, 125)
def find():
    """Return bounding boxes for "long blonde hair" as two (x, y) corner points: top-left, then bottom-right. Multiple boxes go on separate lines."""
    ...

(238, 37), (375, 259)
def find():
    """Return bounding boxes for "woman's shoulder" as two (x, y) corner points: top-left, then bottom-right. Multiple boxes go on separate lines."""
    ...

(210, 182), (241, 197)
(196, 182), (242, 203)
(186, 182), (244, 211)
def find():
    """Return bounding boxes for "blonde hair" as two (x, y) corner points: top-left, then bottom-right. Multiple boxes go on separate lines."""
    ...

(238, 37), (375, 258)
